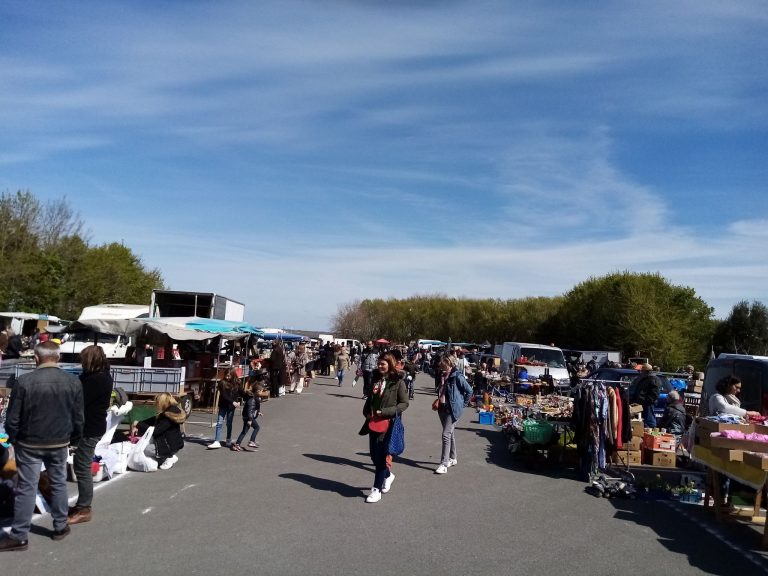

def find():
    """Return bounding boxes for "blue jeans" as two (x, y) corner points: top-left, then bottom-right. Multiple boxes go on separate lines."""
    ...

(236, 419), (260, 445)
(337, 369), (345, 385)
(12, 445), (69, 541)
(368, 430), (391, 490)
(215, 407), (236, 442)
(643, 403), (657, 428)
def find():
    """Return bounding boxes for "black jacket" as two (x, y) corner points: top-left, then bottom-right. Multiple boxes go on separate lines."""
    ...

(80, 370), (114, 438)
(241, 394), (260, 422)
(659, 402), (688, 436)
(139, 405), (185, 460)
(631, 373), (661, 406)
(6, 364), (84, 448)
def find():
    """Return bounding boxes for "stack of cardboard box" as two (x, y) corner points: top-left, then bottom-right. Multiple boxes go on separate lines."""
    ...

(642, 431), (676, 466)
(614, 410), (645, 466)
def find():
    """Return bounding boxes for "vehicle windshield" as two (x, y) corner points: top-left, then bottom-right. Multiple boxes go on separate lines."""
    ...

(65, 331), (119, 344)
(520, 347), (566, 369)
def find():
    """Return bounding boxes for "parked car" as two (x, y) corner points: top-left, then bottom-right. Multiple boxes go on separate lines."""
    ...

(586, 367), (672, 418)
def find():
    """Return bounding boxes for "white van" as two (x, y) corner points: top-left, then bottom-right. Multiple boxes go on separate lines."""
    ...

(417, 339), (447, 352)
(334, 338), (361, 352)
(60, 303), (150, 361)
(498, 342), (571, 390)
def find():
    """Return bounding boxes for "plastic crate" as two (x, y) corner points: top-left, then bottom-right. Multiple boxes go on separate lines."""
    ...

(522, 419), (554, 445)
(478, 411), (495, 425)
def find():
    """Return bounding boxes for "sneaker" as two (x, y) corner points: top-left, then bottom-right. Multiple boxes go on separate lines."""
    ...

(207, 441), (221, 450)
(435, 464), (448, 474)
(230, 444), (242, 452)
(67, 506), (92, 525)
(382, 473), (396, 493)
(366, 488), (382, 503)
(159, 459), (174, 470)
(169, 455), (179, 465)
(51, 525), (71, 541)
(247, 441), (259, 449)
(447, 458), (458, 468)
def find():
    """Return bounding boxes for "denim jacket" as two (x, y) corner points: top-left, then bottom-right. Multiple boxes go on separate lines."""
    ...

(444, 368), (473, 421)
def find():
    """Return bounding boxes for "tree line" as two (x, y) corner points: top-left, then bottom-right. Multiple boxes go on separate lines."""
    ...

(332, 272), (768, 370)
(0, 191), (164, 320)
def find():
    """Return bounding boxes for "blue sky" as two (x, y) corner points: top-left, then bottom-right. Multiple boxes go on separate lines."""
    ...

(1, 1), (766, 330)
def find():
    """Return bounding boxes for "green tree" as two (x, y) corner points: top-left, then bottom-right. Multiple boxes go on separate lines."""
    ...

(714, 300), (768, 356)
(0, 190), (164, 319)
(545, 272), (714, 369)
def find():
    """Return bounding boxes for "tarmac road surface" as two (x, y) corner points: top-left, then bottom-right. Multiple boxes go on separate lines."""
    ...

(2, 372), (768, 575)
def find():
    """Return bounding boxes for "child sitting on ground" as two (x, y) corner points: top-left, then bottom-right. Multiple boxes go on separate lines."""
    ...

(132, 392), (186, 469)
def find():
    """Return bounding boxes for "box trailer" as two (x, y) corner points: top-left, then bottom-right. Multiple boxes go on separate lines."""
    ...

(150, 290), (245, 322)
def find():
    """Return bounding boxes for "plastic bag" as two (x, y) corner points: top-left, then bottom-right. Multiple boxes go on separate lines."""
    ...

(127, 427), (158, 472)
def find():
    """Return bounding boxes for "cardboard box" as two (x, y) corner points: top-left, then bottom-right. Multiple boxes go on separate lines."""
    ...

(696, 419), (754, 434)
(615, 450), (642, 466)
(709, 436), (768, 454)
(631, 420), (645, 437)
(629, 404), (643, 415)
(643, 432), (676, 452)
(625, 436), (643, 451)
(644, 449), (676, 467)
(743, 451), (768, 471)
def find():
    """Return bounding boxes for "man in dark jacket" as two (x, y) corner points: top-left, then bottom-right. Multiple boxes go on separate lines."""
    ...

(1, 341), (84, 552)
(631, 363), (661, 428)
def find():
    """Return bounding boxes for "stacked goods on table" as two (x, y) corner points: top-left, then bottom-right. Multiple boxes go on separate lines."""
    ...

(643, 431), (676, 467)
(694, 417), (768, 469)
(614, 405), (645, 467)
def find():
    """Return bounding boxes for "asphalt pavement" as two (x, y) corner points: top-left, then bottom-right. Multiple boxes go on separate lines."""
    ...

(2, 372), (768, 575)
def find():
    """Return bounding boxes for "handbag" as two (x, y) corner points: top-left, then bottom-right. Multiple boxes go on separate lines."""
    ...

(432, 398), (441, 411)
(367, 415), (390, 433)
(388, 412), (405, 456)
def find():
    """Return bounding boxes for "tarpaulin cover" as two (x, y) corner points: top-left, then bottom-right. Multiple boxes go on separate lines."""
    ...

(69, 317), (264, 342)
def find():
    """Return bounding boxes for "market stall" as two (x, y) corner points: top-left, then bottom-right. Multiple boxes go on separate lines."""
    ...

(693, 417), (768, 548)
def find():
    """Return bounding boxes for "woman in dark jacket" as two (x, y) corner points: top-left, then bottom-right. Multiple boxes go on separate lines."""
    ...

(69, 345), (113, 526)
(133, 393), (185, 470)
(362, 353), (409, 503)
(208, 368), (241, 449)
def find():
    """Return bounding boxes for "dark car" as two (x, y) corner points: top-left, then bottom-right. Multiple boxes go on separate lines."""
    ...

(586, 368), (672, 418)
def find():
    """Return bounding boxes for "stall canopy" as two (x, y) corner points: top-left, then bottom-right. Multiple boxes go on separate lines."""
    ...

(259, 331), (306, 342)
(375, 338), (390, 345)
(69, 317), (265, 342)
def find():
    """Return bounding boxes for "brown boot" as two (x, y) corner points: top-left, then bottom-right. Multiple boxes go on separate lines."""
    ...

(67, 506), (92, 525)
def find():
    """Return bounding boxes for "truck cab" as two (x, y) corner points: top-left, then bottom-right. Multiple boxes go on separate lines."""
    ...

(59, 303), (149, 362)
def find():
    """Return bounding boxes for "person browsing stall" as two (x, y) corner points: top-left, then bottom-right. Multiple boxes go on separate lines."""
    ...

(708, 376), (760, 419)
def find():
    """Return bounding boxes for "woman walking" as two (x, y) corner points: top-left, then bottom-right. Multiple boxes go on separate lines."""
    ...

(208, 368), (240, 449)
(335, 344), (351, 387)
(68, 345), (113, 525)
(434, 358), (473, 474)
(363, 353), (409, 503)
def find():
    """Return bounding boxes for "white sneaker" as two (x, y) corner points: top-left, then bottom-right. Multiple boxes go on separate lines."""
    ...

(207, 441), (221, 450)
(159, 459), (174, 470)
(352, 379), (358, 387)
(169, 455), (179, 465)
(366, 488), (382, 503)
(435, 464), (448, 474)
(447, 458), (457, 467)
(382, 473), (395, 493)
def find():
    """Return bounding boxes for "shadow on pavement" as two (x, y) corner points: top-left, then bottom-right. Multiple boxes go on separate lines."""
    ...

(326, 394), (362, 400)
(279, 472), (363, 499)
(304, 453), (371, 471)
(352, 451), (435, 472)
(610, 498), (768, 574)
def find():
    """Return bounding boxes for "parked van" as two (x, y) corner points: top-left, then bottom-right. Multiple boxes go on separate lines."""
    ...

(60, 303), (150, 361)
(703, 353), (768, 414)
(497, 342), (571, 390)
(334, 338), (361, 352)
(417, 339), (447, 352)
